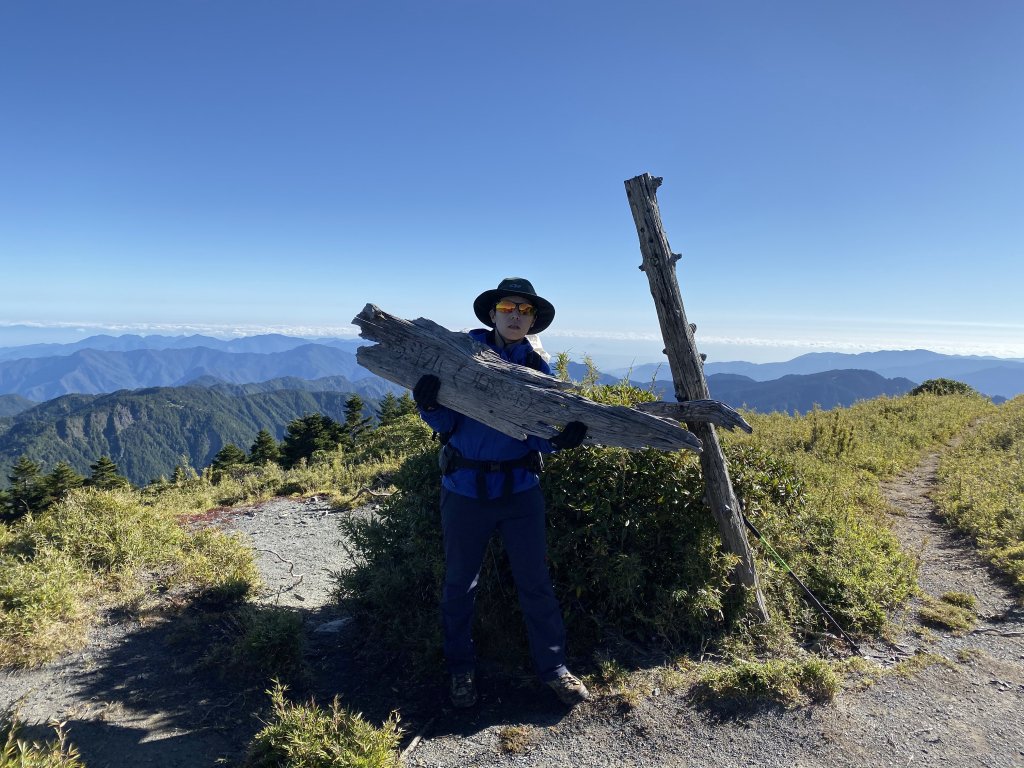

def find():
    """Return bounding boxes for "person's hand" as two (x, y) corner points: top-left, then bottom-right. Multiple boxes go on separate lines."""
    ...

(413, 374), (441, 411)
(550, 421), (587, 450)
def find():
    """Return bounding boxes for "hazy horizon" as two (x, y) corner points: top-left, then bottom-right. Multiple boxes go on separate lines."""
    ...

(2, 321), (1022, 371)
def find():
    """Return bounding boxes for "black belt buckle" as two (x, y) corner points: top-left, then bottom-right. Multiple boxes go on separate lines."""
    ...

(487, 462), (502, 473)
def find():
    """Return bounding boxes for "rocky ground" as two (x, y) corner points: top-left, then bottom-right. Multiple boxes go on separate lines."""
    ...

(2, 455), (1022, 767)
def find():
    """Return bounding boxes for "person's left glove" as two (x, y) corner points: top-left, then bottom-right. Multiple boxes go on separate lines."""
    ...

(549, 421), (588, 450)
(413, 374), (441, 411)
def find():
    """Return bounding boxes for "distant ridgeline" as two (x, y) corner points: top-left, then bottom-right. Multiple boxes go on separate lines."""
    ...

(0, 333), (1016, 488)
(0, 384), (391, 488)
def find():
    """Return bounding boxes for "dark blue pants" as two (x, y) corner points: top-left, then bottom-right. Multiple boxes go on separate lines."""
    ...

(440, 484), (568, 682)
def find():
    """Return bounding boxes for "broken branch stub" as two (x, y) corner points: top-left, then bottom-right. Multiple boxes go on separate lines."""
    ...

(352, 303), (703, 454)
(636, 400), (753, 434)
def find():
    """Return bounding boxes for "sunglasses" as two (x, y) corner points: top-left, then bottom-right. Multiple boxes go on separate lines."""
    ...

(494, 300), (536, 316)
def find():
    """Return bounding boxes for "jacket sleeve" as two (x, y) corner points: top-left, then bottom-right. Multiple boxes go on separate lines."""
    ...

(529, 434), (556, 454)
(417, 403), (457, 434)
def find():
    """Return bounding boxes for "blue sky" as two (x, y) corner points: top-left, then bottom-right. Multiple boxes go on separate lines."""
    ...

(2, 1), (1022, 367)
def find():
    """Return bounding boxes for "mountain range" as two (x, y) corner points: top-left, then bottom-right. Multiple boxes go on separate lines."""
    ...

(0, 384), (378, 487)
(0, 333), (1017, 487)
(0, 344), (379, 401)
(615, 349), (1024, 400)
(0, 333), (366, 361)
(2, 335), (1021, 401)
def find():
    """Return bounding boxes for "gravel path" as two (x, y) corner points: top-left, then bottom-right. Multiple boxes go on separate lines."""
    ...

(2, 454), (1022, 767)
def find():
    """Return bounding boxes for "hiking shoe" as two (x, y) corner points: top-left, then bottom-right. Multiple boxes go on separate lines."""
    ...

(449, 672), (477, 708)
(547, 670), (591, 706)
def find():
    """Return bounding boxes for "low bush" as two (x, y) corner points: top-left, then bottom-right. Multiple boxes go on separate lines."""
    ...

(0, 487), (261, 667)
(0, 546), (92, 668)
(245, 683), (401, 768)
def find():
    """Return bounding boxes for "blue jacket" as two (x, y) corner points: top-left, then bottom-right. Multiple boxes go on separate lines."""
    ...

(418, 329), (555, 500)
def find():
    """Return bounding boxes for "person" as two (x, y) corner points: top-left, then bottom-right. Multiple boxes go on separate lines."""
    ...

(413, 277), (591, 709)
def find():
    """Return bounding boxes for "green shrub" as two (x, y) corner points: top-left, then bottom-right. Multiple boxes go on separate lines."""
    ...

(335, 437), (912, 672)
(31, 488), (185, 575)
(172, 527), (261, 603)
(910, 378), (978, 397)
(245, 683), (401, 768)
(543, 446), (737, 649)
(334, 448), (446, 673)
(0, 546), (92, 668)
(0, 487), (261, 667)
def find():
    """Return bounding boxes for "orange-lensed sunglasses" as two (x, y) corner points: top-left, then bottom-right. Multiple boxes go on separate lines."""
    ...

(494, 300), (536, 315)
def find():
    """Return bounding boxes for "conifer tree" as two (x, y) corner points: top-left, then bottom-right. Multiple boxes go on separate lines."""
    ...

(248, 429), (281, 466)
(88, 456), (129, 490)
(281, 413), (344, 468)
(211, 443), (248, 479)
(377, 392), (404, 426)
(342, 394), (372, 447)
(397, 392), (418, 418)
(6, 456), (45, 518)
(46, 461), (85, 503)
(172, 453), (198, 485)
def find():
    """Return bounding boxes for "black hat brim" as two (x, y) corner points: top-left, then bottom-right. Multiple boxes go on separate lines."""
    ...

(473, 289), (555, 334)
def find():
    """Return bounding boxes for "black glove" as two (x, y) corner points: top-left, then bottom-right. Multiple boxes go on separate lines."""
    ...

(413, 374), (441, 411)
(550, 421), (587, 450)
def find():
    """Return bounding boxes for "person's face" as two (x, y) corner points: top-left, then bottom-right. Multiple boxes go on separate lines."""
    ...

(489, 294), (536, 343)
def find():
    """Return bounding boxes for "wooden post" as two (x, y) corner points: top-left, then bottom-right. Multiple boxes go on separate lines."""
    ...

(624, 172), (769, 621)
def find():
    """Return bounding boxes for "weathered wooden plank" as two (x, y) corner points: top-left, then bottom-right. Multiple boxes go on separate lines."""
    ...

(625, 172), (769, 621)
(353, 304), (703, 453)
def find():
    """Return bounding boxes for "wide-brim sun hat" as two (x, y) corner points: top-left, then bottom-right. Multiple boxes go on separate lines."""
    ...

(473, 277), (556, 334)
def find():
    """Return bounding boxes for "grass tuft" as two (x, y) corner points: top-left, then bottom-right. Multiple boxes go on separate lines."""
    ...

(917, 594), (977, 633)
(244, 682), (401, 768)
(692, 657), (840, 706)
(934, 395), (1024, 591)
(497, 725), (536, 754)
(1, 713), (84, 767)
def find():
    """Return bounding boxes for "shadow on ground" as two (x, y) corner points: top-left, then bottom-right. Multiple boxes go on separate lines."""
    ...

(33, 597), (579, 767)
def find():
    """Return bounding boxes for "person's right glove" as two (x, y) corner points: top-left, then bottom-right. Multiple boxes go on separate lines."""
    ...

(549, 421), (588, 450)
(413, 374), (441, 411)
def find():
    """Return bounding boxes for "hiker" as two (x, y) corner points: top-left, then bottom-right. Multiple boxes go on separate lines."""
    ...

(413, 277), (591, 709)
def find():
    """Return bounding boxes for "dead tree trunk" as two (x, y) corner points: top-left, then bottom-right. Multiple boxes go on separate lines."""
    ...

(624, 172), (769, 621)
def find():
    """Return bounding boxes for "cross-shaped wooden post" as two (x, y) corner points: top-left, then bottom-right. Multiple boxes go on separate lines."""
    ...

(625, 172), (769, 621)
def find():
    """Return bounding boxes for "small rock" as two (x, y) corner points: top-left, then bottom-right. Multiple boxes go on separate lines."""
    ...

(314, 617), (354, 634)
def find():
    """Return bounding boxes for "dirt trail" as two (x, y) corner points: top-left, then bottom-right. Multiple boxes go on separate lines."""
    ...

(2, 454), (1023, 767)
